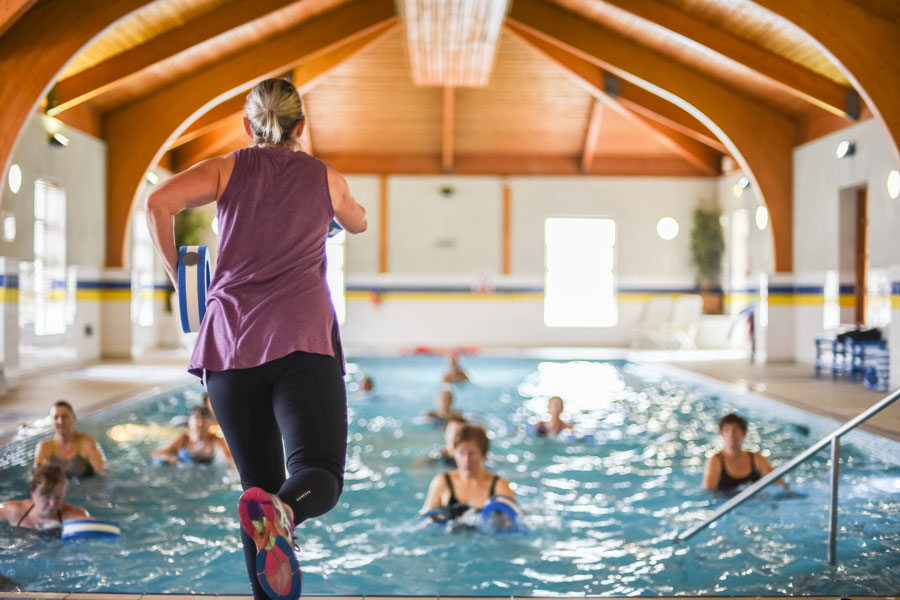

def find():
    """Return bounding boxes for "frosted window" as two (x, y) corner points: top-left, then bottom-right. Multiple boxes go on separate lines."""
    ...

(544, 218), (617, 327)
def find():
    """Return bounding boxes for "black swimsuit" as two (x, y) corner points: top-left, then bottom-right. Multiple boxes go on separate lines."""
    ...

(15, 503), (62, 528)
(716, 451), (761, 491)
(444, 473), (499, 520)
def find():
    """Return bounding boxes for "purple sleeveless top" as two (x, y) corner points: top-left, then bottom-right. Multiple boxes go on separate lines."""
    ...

(188, 146), (337, 377)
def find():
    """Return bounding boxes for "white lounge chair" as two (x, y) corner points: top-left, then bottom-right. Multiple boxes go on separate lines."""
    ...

(631, 296), (673, 348)
(658, 294), (703, 349)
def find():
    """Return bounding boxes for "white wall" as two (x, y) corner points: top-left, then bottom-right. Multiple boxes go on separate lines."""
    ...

(342, 175), (718, 349)
(791, 119), (900, 368)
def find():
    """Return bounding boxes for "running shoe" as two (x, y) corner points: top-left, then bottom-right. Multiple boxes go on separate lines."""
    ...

(238, 487), (301, 600)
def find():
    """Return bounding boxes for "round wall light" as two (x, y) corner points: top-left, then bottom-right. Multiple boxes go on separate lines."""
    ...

(211, 216), (219, 235)
(835, 140), (856, 159)
(888, 170), (900, 200)
(8, 164), (22, 194)
(755, 205), (769, 230)
(656, 217), (679, 240)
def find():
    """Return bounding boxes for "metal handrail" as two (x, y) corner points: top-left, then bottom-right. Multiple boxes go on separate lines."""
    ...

(676, 385), (900, 564)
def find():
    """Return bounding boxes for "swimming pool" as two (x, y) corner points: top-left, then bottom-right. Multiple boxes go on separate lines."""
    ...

(0, 356), (898, 595)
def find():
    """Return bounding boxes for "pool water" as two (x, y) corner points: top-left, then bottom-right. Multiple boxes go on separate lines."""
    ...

(0, 356), (898, 595)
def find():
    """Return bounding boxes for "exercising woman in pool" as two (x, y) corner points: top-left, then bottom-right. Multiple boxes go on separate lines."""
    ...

(703, 413), (786, 493)
(534, 396), (572, 437)
(421, 425), (514, 521)
(152, 405), (232, 465)
(146, 78), (366, 600)
(34, 401), (106, 478)
(0, 465), (90, 530)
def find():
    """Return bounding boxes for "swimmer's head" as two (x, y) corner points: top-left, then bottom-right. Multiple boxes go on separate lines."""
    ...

(718, 413), (748, 446)
(452, 424), (489, 472)
(30, 465), (67, 517)
(548, 395), (564, 417)
(188, 405), (213, 432)
(244, 78), (304, 150)
(443, 416), (468, 450)
(361, 377), (375, 392)
(50, 401), (76, 434)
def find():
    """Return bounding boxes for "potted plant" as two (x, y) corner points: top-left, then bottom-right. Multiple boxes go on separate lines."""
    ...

(690, 207), (725, 314)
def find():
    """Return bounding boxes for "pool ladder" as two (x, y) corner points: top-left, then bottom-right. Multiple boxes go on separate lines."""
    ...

(675, 385), (900, 566)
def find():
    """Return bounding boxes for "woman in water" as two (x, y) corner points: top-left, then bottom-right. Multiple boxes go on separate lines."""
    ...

(421, 424), (514, 521)
(703, 413), (786, 493)
(147, 78), (366, 600)
(534, 395), (572, 437)
(152, 405), (232, 465)
(0, 465), (90, 530)
(34, 401), (106, 477)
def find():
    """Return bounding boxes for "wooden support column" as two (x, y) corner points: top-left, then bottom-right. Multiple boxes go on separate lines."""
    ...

(752, 0), (900, 165)
(0, 0), (153, 194)
(507, 0), (795, 272)
(103, 3), (398, 267)
(442, 86), (455, 172)
(379, 175), (389, 274)
(502, 180), (512, 275)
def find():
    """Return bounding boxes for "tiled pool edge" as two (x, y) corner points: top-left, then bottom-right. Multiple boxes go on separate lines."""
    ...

(646, 360), (900, 466)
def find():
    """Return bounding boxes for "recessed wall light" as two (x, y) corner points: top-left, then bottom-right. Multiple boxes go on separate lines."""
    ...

(656, 217), (679, 240)
(835, 140), (855, 158)
(49, 132), (69, 147)
(211, 217), (219, 235)
(755, 205), (769, 230)
(145, 172), (160, 185)
(8, 164), (22, 194)
(888, 170), (900, 200)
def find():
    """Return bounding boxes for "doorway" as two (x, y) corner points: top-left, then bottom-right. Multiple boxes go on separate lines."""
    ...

(838, 186), (868, 326)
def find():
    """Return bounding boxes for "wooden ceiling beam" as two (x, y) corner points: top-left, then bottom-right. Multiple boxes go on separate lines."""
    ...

(507, 0), (795, 272)
(442, 86), (455, 172)
(507, 25), (727, 153)
(169, 24), (396, 151)
(104, 0), (398, 267)
(751, 0), (900, 165)
(600, 0), (855, 117)
(170, 95), (245, 149)
(511, 25), (721, 175)
(172, 124), (247, 173)
(0, 0), (152, 194)
(51, 0), (307, 115)
(315, 152), (710, 177)
(0, 0), (37, 37)
(580, 100), (604, 173)
(626, 111), (721, 175)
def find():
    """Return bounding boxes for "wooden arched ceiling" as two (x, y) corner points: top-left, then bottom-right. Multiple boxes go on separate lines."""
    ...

(2, 0), (898, 271)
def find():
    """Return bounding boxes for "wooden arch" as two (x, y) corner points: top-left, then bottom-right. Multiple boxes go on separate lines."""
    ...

(752, 0), (900, 165)
(506, 0), (795, 272)
(103, 0), (398, 267)
(0, 0), (153, 194)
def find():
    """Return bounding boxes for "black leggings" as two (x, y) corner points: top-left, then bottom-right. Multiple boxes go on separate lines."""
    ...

(206, 340), (347, 600)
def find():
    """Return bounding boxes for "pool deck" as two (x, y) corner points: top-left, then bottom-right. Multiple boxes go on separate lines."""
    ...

(1, 348), (899, 444)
